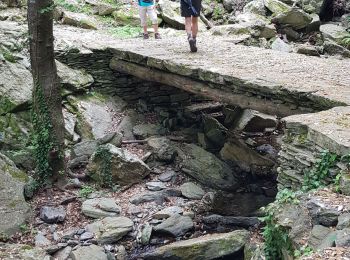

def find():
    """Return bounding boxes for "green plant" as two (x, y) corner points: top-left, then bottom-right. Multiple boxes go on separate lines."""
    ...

(79, 185), (96, 198)
(261, 189), (299, 260)
(341, 37), (350, 50)
(108, 25), (141, 39)
(0, 47), (16, 63)
(212, 5), (224, 20)
(94, 146), (113, 188)
(19, 224), (29, 233)
(302, 150), (338, 191)
(0, 232), (9, 242)
(294, 245), (313, 258)
(31, 83), (56, 189)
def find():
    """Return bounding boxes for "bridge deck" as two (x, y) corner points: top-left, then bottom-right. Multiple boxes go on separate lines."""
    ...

(54, 26), (350, 116)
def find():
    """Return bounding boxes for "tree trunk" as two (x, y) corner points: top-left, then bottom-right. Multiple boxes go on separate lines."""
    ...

(28, 0), (65, 184)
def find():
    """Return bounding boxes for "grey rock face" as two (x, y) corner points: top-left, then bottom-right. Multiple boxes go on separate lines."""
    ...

(337, 213), (350, 230)
(82, 198), (121, 218)
(158, 170), (176, 182)
(180, 182), (205, 200)
(146, 181), (166, 191)
(70, 245), (108, 260)
(176, 144), (239, 191)
(88, 144), (150, 186)
(153, 206), (184, 219)
(40, 206), (66, 224)
(0, 153), (30, 236)
(129, 189), (182, 205)
(85, 217), (133, 244)
(143, 230), (249, 260)
(271, 38), (292, 53)
(153, 214), (193, 237)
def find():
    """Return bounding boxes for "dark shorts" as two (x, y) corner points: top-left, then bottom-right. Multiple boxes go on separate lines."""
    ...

(180, 0), (202, 17)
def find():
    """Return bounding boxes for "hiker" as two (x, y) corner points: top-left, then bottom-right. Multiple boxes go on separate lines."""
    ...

(180, 0), (201, 52)
(132, 0), (161, 39)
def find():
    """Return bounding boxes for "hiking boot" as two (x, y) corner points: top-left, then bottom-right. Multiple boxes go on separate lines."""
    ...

(188, 37), (197, 52)
(143, 33), (149, 40)
(155, 33), (161, 39)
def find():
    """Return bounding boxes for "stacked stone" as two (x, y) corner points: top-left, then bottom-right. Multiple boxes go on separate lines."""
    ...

(277, 106), (350, 190)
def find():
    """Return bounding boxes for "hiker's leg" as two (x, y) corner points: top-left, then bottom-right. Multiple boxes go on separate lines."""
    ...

(139, 6), (148, 34)
(185, 17), (192, 38)
(191, 16), (198, 38)
(148, 6), (159, 33)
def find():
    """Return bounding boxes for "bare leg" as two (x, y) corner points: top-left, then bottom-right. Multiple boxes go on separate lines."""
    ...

(185, 17), (192, 37)
(152, 23), (159, 34)
(143, 26), (148, 34)
(191, 16), (198, 38)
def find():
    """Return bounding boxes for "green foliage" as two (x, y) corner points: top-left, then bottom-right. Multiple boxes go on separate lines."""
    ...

(212, 5), (224, 20)
(55, 0), (93, 14)
(294, 245), (313, 258)
(341, 37), (350, 50)
(39, 3), (56, 14)
(79, 185), (96, 198)
(108, 25), (141, 39)
(261, 189), (299, 260)
(0, 232), (9, 242)
(94, 146), (113, 188)
(31, 84), (55, 189)
(19, 224), (29, 233)
(0, 47), (16, 63)
(302, 150), (338, 191)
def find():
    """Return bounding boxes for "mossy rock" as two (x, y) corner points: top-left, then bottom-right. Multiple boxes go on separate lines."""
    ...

(0, 153), (31, 236)
(143, 230), (250, 259)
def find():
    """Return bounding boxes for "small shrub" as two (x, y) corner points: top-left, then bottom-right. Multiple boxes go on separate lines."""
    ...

(94, 146), (113, 188)
(79, 185), (95, 198)
(303, 150), (338, 191)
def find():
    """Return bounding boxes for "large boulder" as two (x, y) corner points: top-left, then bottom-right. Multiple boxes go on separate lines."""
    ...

(67, 94), (126, 140)
(300, 0), (324, 13)
(264, 0), (291, 15)
(153, 214), (193, 237)
(56, 60), (94, 94)
(70, 245), (108, 260)
(143, 230), (250, 260)
(273, 8), (313, 30)
(85, 216), (133, 244)
(82, 197), (121, 218)
(158, 0), (205, 30)
(0, 153), (30, 236)
(176, 144), (239, 191)
(0, 243), (50, 260)
(88, 144), (150, 186)
(220, 138), (275, 173)
(211, 13), (276, 39)
(61, 11), (98, 30)
(158, 0), (186, 30)
(243, 0), (267, 16)
(320, 24), (350, 45)
(0, 58), (32, 114)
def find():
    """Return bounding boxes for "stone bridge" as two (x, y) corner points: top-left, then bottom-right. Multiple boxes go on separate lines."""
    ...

(55, 25), (350, 118)
(55, 25), (350, 190)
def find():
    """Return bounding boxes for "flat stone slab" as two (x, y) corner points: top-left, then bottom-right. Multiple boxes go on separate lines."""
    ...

(54, 25), (350, 114)
(283, 106), (350, 155)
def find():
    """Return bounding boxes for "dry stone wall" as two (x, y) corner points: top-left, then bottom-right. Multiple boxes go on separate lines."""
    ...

(277, 106), (350, 189)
